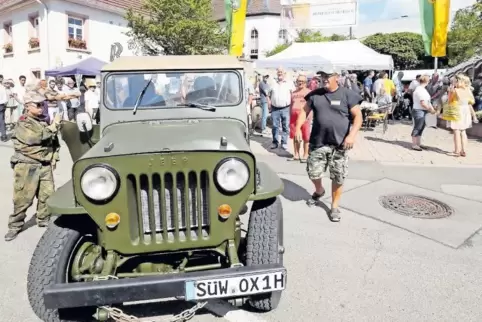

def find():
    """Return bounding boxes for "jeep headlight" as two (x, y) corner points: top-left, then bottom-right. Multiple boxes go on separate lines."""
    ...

(81, 166), (119, 201)
(215, 158), (250, 193)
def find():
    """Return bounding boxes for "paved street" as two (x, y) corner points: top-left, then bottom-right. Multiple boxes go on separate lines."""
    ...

(255, 120), (482, 166)
(1, 126), (482, 322)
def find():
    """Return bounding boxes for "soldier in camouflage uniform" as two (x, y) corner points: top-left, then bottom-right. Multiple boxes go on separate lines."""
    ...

(5, 91), (62, 241)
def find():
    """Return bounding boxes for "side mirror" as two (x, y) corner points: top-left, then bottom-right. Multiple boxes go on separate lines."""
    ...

(76, 112), (93, 132)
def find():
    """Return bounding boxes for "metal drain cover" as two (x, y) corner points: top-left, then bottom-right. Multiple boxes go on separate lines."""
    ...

(379, 194), (454, 219)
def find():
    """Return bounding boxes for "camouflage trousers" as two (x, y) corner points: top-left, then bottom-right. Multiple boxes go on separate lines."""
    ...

(9, 163), (54, 231)
(306, 145), (349, 185)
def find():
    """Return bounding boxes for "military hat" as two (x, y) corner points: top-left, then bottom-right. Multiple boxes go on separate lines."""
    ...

(24, 91), (46, 104)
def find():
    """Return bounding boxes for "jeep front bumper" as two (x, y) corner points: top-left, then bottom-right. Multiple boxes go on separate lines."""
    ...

(44, 264), (286, 309)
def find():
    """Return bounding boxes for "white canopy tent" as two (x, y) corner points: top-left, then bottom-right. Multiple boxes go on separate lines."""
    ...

(255, 40), (394, 71)
(256, 55), (334, 71)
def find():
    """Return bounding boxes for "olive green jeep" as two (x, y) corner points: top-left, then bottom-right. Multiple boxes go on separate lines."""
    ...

(27, 55), (285, 321)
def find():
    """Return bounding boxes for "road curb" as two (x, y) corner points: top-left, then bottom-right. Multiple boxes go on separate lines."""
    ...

(379, 161), (482, 169)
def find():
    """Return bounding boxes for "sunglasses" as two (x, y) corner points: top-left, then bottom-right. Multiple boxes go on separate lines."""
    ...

(26, 102), (43, 108)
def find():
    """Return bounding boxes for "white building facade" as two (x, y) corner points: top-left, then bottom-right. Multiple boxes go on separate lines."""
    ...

(0, 0), (136, 82)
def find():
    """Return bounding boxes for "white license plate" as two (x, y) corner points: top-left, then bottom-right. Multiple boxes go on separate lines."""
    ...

(185, 271), (286, 300)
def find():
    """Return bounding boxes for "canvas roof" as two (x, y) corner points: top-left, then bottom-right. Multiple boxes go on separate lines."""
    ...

(103, 55), (244, 72)
(256, 40), (394, 71)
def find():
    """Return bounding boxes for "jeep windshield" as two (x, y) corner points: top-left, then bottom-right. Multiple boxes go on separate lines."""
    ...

(104, 71), (242, 110)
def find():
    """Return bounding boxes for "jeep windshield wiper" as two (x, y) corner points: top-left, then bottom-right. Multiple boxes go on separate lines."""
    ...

(177, 102), (216, 112)
(133, 78), (153, 115)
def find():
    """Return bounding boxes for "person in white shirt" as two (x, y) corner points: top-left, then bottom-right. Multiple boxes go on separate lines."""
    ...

(64, 78), (81, 120)
(55, 81), (69, 121)
(3, 79), (19, 129)
(372, 73), (384, 97)
(14, 75), (27, 116)
(0, 76), (7, 141)
(269, 67), (294, 150)
(411, 75), (436, 151)
(84, 79), (99, 120)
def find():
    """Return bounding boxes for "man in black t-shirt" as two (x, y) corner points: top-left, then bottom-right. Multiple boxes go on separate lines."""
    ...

(294, 67), (363, 222)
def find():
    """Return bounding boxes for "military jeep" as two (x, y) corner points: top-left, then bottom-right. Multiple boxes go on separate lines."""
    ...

(27, 55), (285, 321)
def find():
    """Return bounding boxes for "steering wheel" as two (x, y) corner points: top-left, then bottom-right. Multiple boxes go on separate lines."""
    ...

(192, 96), (220, 105)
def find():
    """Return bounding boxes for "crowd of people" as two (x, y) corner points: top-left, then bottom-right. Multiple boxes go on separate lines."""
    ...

(0, 74), (101, 143)
(254, 67), (482, 156)
(0, 74), (100, 241)
(252, 66), (482, 221)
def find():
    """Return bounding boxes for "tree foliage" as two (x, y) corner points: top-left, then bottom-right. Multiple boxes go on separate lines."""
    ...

(265, 30), (349, 57)
(447, 2), (482, 66)
(125, 0), (228, 55)
(265, 43), (291, 58)
(362, 32), (428, 69)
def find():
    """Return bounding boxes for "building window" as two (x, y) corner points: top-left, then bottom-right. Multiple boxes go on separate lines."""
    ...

(29, 14), (40, 49)
(68, 15), (87, 49)
(30, 14), (40, 37)
(250, 29), (258, 60)
(3, 22), (13, 54)
(32, 70), (41, 79)
(68, 16), (84, 40)
(278, 29), (288, 44)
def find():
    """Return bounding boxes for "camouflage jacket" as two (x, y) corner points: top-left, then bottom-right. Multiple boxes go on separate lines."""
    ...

(10, 114), (60, 165)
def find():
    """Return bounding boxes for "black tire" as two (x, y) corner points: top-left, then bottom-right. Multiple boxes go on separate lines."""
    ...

(27, 220), (94, 322)
(245, 197), (284, 312)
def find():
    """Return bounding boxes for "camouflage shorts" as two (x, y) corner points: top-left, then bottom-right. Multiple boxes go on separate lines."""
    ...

(306, 145), (349, 185)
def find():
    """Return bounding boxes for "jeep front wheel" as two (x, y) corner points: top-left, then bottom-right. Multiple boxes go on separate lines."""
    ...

(245, 197), (284, 311)
(27, 220), (95, 322)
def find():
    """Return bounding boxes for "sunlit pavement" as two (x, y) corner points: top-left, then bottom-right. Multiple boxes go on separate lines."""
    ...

(1, 136), (482, 322)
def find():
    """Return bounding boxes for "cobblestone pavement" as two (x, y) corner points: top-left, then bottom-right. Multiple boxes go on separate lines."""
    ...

(350, 121), (482, 166)
(254, 120), (482, 167)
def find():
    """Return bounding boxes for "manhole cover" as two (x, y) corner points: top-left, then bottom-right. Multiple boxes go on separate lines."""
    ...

(379, 194), (454, 219)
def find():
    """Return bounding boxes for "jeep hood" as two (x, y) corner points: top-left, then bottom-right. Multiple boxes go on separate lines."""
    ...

(77, 119), (250, 160)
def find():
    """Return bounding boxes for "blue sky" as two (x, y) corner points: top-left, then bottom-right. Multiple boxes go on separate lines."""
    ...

(358, 0), (477, 24)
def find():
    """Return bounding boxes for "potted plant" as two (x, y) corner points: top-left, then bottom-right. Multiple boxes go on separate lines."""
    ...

(29, 37), (40, 49)
(68, 38), (87, 49)
(4, 43), (13, 53)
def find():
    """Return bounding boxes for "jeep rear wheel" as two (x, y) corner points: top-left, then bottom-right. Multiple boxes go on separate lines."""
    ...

(245, 197), (284, 311)
(27, 220), (95, 322)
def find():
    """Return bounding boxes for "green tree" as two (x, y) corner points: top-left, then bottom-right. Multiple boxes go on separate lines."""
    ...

(447, 3), (482, 66)
(265, 43), (291, 57)
(264, 30), (348, 57)
(329, 34), (349, 41)
(125, 0), (228, 55)
(362, 32), (427, 69)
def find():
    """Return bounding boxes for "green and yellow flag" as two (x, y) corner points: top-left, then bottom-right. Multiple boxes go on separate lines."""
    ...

(419, 0), (451, 57)
(419, 0), (435, 55)
(229, 0), (248, 56)
(432, 0), (451, 57)
(224, 0), (233, 36)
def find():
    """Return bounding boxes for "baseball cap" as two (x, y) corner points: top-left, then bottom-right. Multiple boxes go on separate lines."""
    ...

(24, 91), (46, 104)
(317, 67), (342, 77)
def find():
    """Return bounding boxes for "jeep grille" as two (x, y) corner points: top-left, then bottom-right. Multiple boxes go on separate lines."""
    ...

(128, 171), (210, 243)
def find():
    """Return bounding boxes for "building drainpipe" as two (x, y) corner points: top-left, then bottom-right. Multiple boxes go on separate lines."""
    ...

(35, 0), (51, 73)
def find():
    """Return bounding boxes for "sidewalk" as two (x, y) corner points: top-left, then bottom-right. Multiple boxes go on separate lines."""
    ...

(251, 121), (482, 167)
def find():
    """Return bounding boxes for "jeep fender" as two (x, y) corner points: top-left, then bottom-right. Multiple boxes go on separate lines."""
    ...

(249, 162), (284, 201)
(47, 180), (86, 215)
